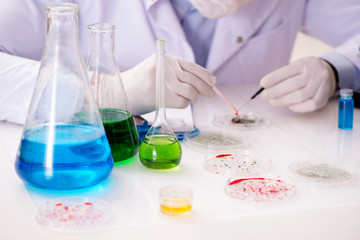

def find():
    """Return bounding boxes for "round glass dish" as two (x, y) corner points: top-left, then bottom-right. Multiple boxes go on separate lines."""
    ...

(159, 186), (193, 215)
(183, 126), (248, 153)
(36, 197), (111, 232)
(288, 161), (355, 186)
(225, 177), (296, 203)
(213, 110), (271, 130)
(203, 150), (271, 176)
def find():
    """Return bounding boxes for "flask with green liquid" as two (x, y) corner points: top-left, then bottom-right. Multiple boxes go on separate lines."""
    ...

(139, 40), (182, 169)
(86, 23), (139, 164)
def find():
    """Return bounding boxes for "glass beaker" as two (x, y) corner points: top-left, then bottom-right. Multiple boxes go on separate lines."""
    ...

(86, 23), (140, 164)
(14, 3), (114, 190)
(139, 40), (182, 169)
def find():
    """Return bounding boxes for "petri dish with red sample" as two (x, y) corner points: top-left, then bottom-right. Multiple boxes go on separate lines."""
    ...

(203, 150), (271, 176)
(213, 110), (271, 130)
(36, 197), (111, 232)
(225, 177), (296, 203)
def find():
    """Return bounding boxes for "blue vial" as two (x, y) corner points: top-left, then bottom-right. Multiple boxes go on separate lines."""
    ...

(338, 89), (354, 130)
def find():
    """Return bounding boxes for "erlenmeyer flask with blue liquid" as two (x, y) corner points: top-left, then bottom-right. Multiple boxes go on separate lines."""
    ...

(15, 3), (114, 190)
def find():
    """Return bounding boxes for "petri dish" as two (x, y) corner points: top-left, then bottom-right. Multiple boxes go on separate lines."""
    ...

(213, 110), (271, 130)
(288, 161), (355, 186)
(225, 177), (296, 203)
(203, 150), (271, 176)
(159, 186), (192, 215)
(183, 126), (248, 153)
(167, 118), (185, 129)
(36, 197), (111, 232)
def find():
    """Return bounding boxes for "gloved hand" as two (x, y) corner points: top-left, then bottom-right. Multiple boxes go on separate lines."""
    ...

(260, 56), (337, 113)
(121, 54), (217, 115)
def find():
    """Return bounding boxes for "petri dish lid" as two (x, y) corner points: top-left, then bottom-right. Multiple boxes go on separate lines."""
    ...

(288, 161), (355, 187)
(36, 197), (111, 232)
(225, 177), (296, 203)
(183, 126), (248, 153)
(203, 150), (271, 176)
(213, 110), (271, 130)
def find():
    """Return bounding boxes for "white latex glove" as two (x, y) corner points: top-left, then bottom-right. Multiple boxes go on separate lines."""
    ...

(260, 56), (337, 113)
(121, 54), (216, 115)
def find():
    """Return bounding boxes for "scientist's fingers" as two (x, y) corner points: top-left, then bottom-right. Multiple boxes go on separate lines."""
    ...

(289, 80), (330, 112)
(167, 77), (199, 103)
(166, 58), (214, 97)
(269, 84), (318, 106)
(171, 55), (217, 86)
(180, 71), (215, 97)
(165, 63), (199, 103)
(260, 63), (302, 88)
(260, 74), (306, 100)
(165, 88), (191, 109)
(289, 99), (319, 113)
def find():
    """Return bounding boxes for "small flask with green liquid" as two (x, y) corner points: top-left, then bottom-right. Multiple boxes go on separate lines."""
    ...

(139, 40), (182, 169)
(86, 23), (140, 164)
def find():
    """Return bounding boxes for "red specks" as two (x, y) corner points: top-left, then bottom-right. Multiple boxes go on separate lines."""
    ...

(40, 200), (107, 228)
(216, 154), (232, 158)
(226, 177), (296, 202)
(229, 178), (283, 186)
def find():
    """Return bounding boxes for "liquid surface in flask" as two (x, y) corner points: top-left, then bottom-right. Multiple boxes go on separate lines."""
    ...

(15, 124), (113, 190)
(100, 108), (140, 164)
(139, 135), (181, 169)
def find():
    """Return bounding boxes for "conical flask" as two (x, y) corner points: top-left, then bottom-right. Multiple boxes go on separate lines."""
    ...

(15, 3), (114, 190)
(86, 23), (140, 164)
(139, 40), (182, 169)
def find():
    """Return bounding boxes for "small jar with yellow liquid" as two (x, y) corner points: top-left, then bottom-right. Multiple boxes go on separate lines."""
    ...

(159, 186), (192, 215)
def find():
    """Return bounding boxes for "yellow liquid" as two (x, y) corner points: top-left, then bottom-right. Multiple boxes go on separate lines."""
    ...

(160, 198), (192, 215)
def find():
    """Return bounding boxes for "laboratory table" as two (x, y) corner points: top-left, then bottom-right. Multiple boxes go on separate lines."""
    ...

(1, 84), (360, 240)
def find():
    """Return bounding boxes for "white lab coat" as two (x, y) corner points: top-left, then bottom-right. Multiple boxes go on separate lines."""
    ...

(0, 0), (359, 123)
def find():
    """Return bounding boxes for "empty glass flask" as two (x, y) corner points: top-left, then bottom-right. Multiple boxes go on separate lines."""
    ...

(86, 23), (140, 164)
(15, 3), (114, 190)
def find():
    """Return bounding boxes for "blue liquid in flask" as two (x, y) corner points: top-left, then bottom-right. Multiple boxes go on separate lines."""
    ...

(338, 89), (354, 130)
(15, 124), (114, 190)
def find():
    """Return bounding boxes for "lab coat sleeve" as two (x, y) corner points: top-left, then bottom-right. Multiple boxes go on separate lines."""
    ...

(303, 0), (360, 90)
(321, 35), (360, 90)
(0, 52), (40, 124)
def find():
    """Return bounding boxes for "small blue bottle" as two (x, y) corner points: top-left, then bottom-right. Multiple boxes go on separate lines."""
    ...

(338, 89), (354, 130)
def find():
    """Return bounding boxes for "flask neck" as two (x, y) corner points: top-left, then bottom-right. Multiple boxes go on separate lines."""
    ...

(45, 4), (80, 53)
(87, 24), (117, 70)
(154, 40), (167, 122)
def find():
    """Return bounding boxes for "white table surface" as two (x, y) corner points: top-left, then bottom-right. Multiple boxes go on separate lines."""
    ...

(1, 84), (360, 240)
